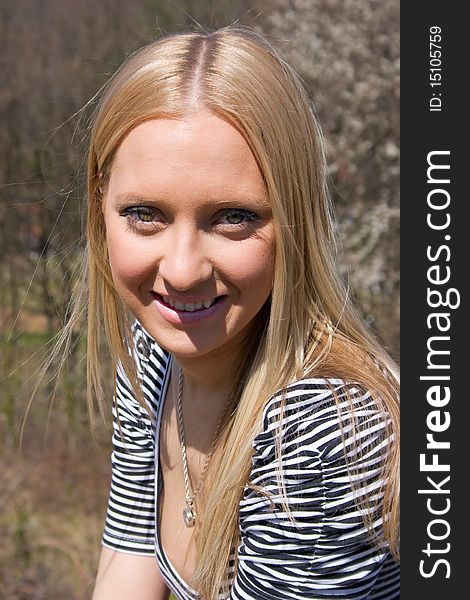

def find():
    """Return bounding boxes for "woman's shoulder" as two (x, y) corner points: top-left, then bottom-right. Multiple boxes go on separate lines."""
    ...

(115, 321), (171, 419)
(262, 376), (374, 424)
(131, 321), (170, 379)
(254, 376), (387, 458)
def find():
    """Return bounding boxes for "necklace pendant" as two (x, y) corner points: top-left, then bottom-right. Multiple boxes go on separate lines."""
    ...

(183, 505), (196, 528)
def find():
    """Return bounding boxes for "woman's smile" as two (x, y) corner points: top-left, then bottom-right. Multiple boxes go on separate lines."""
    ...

(151, 292), (227, 325)
(102, 111), (276, 359)
(159, 295), (219, 311)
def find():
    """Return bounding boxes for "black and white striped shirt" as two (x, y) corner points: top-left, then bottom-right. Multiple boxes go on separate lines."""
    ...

(102, 325), (400, 599)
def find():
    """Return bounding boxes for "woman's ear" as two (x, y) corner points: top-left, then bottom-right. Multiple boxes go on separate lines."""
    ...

(96, 171), (108, 214)
(97, 171), (104, 195)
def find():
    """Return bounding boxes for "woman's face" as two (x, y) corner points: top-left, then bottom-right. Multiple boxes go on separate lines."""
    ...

(102, 111), (276, 361)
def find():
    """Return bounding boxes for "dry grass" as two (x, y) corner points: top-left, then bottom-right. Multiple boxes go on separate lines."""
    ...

(0, 333), (179, 599)
(0, 430), (111, 599)
(1, 330), (111, 599)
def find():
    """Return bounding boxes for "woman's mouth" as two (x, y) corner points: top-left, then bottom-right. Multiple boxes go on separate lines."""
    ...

(151, 293), (226, 324)
(160, 295), (217, 312)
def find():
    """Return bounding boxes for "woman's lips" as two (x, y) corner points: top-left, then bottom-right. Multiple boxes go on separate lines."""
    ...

(151, 293), (226, 325)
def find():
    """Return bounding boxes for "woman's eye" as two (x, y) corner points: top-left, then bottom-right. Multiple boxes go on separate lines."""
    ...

(218, 209), (260, 226)
(121, 206), (161, 226)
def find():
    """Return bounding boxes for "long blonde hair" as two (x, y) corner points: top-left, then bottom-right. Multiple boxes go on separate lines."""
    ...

(83, 26), (399, 598)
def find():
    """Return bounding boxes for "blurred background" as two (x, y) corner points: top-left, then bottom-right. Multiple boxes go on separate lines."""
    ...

(0, 1), (399, 597)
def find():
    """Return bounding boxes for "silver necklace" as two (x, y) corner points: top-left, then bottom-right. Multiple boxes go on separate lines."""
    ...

(176, 368), (230, 528)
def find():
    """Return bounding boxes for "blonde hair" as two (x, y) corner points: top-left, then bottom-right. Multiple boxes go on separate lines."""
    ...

(82, 26), (399, 598)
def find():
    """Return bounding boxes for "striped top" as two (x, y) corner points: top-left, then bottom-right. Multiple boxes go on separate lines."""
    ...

(102, 325), (400, 599)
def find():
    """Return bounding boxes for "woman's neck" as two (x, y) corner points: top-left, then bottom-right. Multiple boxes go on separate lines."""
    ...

(175, 356), (232, 391)
(172, 327), (250, 394)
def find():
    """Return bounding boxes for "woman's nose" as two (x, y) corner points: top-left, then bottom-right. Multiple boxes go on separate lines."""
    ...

(157, 226), (213, 291)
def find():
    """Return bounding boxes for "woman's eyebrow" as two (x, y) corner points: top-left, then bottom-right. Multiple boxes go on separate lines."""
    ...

(113, 192), (163, 207)
(112, 192), (270, 209)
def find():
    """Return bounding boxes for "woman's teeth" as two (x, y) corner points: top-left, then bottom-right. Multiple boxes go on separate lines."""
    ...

(162, 295), (216, 312)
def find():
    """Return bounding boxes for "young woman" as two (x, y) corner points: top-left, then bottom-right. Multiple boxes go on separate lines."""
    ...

(81, 26), (400, 600)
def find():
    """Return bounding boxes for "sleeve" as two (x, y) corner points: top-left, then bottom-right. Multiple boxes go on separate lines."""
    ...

(101, 361), (157, 555)
(231, 380), (400, 600)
